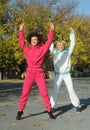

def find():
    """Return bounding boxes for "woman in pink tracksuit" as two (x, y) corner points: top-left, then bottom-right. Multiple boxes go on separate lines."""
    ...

(16, 23), (55, 120)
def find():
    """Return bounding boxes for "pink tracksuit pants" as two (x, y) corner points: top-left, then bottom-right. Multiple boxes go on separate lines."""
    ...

(18, 67), (52, 111)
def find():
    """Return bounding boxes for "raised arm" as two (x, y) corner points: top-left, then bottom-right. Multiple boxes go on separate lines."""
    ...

(69, 26), (75, 55)
(42, 23), (54, 52)
(49, 42), (54, 53)
(18, 23), (29, 51)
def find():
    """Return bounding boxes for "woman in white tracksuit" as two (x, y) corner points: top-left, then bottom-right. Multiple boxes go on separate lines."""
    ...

(50, 27), (81, 112)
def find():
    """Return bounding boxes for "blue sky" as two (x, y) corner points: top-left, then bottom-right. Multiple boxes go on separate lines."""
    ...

(76, 0), (90, 16)
(10, 0), (90, 16)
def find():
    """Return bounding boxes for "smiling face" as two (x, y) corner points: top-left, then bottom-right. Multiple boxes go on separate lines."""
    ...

(56, 41), (65, 50)
(31, 36), (39, 46)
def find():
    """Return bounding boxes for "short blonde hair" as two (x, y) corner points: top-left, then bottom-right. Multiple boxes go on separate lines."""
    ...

(61, 40), (66, 44)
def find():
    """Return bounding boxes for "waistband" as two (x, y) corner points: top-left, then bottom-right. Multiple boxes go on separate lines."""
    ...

(55, 71), (70, 75)
(27, 66), (42, 68)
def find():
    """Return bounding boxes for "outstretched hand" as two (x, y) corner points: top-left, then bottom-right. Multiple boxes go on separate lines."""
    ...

(50, 23), (54, 30)
(19, 23), (25, 31)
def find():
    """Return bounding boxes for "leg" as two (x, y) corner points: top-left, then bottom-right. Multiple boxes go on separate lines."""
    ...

(64, 74), (80, 107)
(18, 77), (34, 111)
(36, 75), (51, 111)
(36, 75), (55, 119)
(50, 74), (63, 108)
(16, 77), (34, 120)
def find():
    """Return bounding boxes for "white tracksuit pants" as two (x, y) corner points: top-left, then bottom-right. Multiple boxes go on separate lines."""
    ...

(50, 73), (80, 108)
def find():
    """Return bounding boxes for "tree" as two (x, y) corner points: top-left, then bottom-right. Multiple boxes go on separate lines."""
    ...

(0, 0), (11, 79)
(1, 0), (90, 79)
(70, 16), (90, 73)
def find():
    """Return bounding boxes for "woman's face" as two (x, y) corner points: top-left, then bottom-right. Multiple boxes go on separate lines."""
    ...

(31, 36), (39, 46)
(57, 42), (65, 50)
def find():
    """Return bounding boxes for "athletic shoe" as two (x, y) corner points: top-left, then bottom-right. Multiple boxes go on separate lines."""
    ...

(51, 108), (56, 112)
(76, 107), (81, 113)
(47, 111), (55, 119)
(16, 111), (23, 120)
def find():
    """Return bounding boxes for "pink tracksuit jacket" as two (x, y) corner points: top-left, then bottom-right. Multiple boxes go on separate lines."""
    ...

(18, 29), (54, 111)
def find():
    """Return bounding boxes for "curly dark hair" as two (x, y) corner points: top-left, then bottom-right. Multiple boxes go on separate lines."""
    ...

(26, 32), (43, 44)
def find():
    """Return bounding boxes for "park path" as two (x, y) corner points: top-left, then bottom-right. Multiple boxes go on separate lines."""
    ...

(0, 78), (90, 130)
